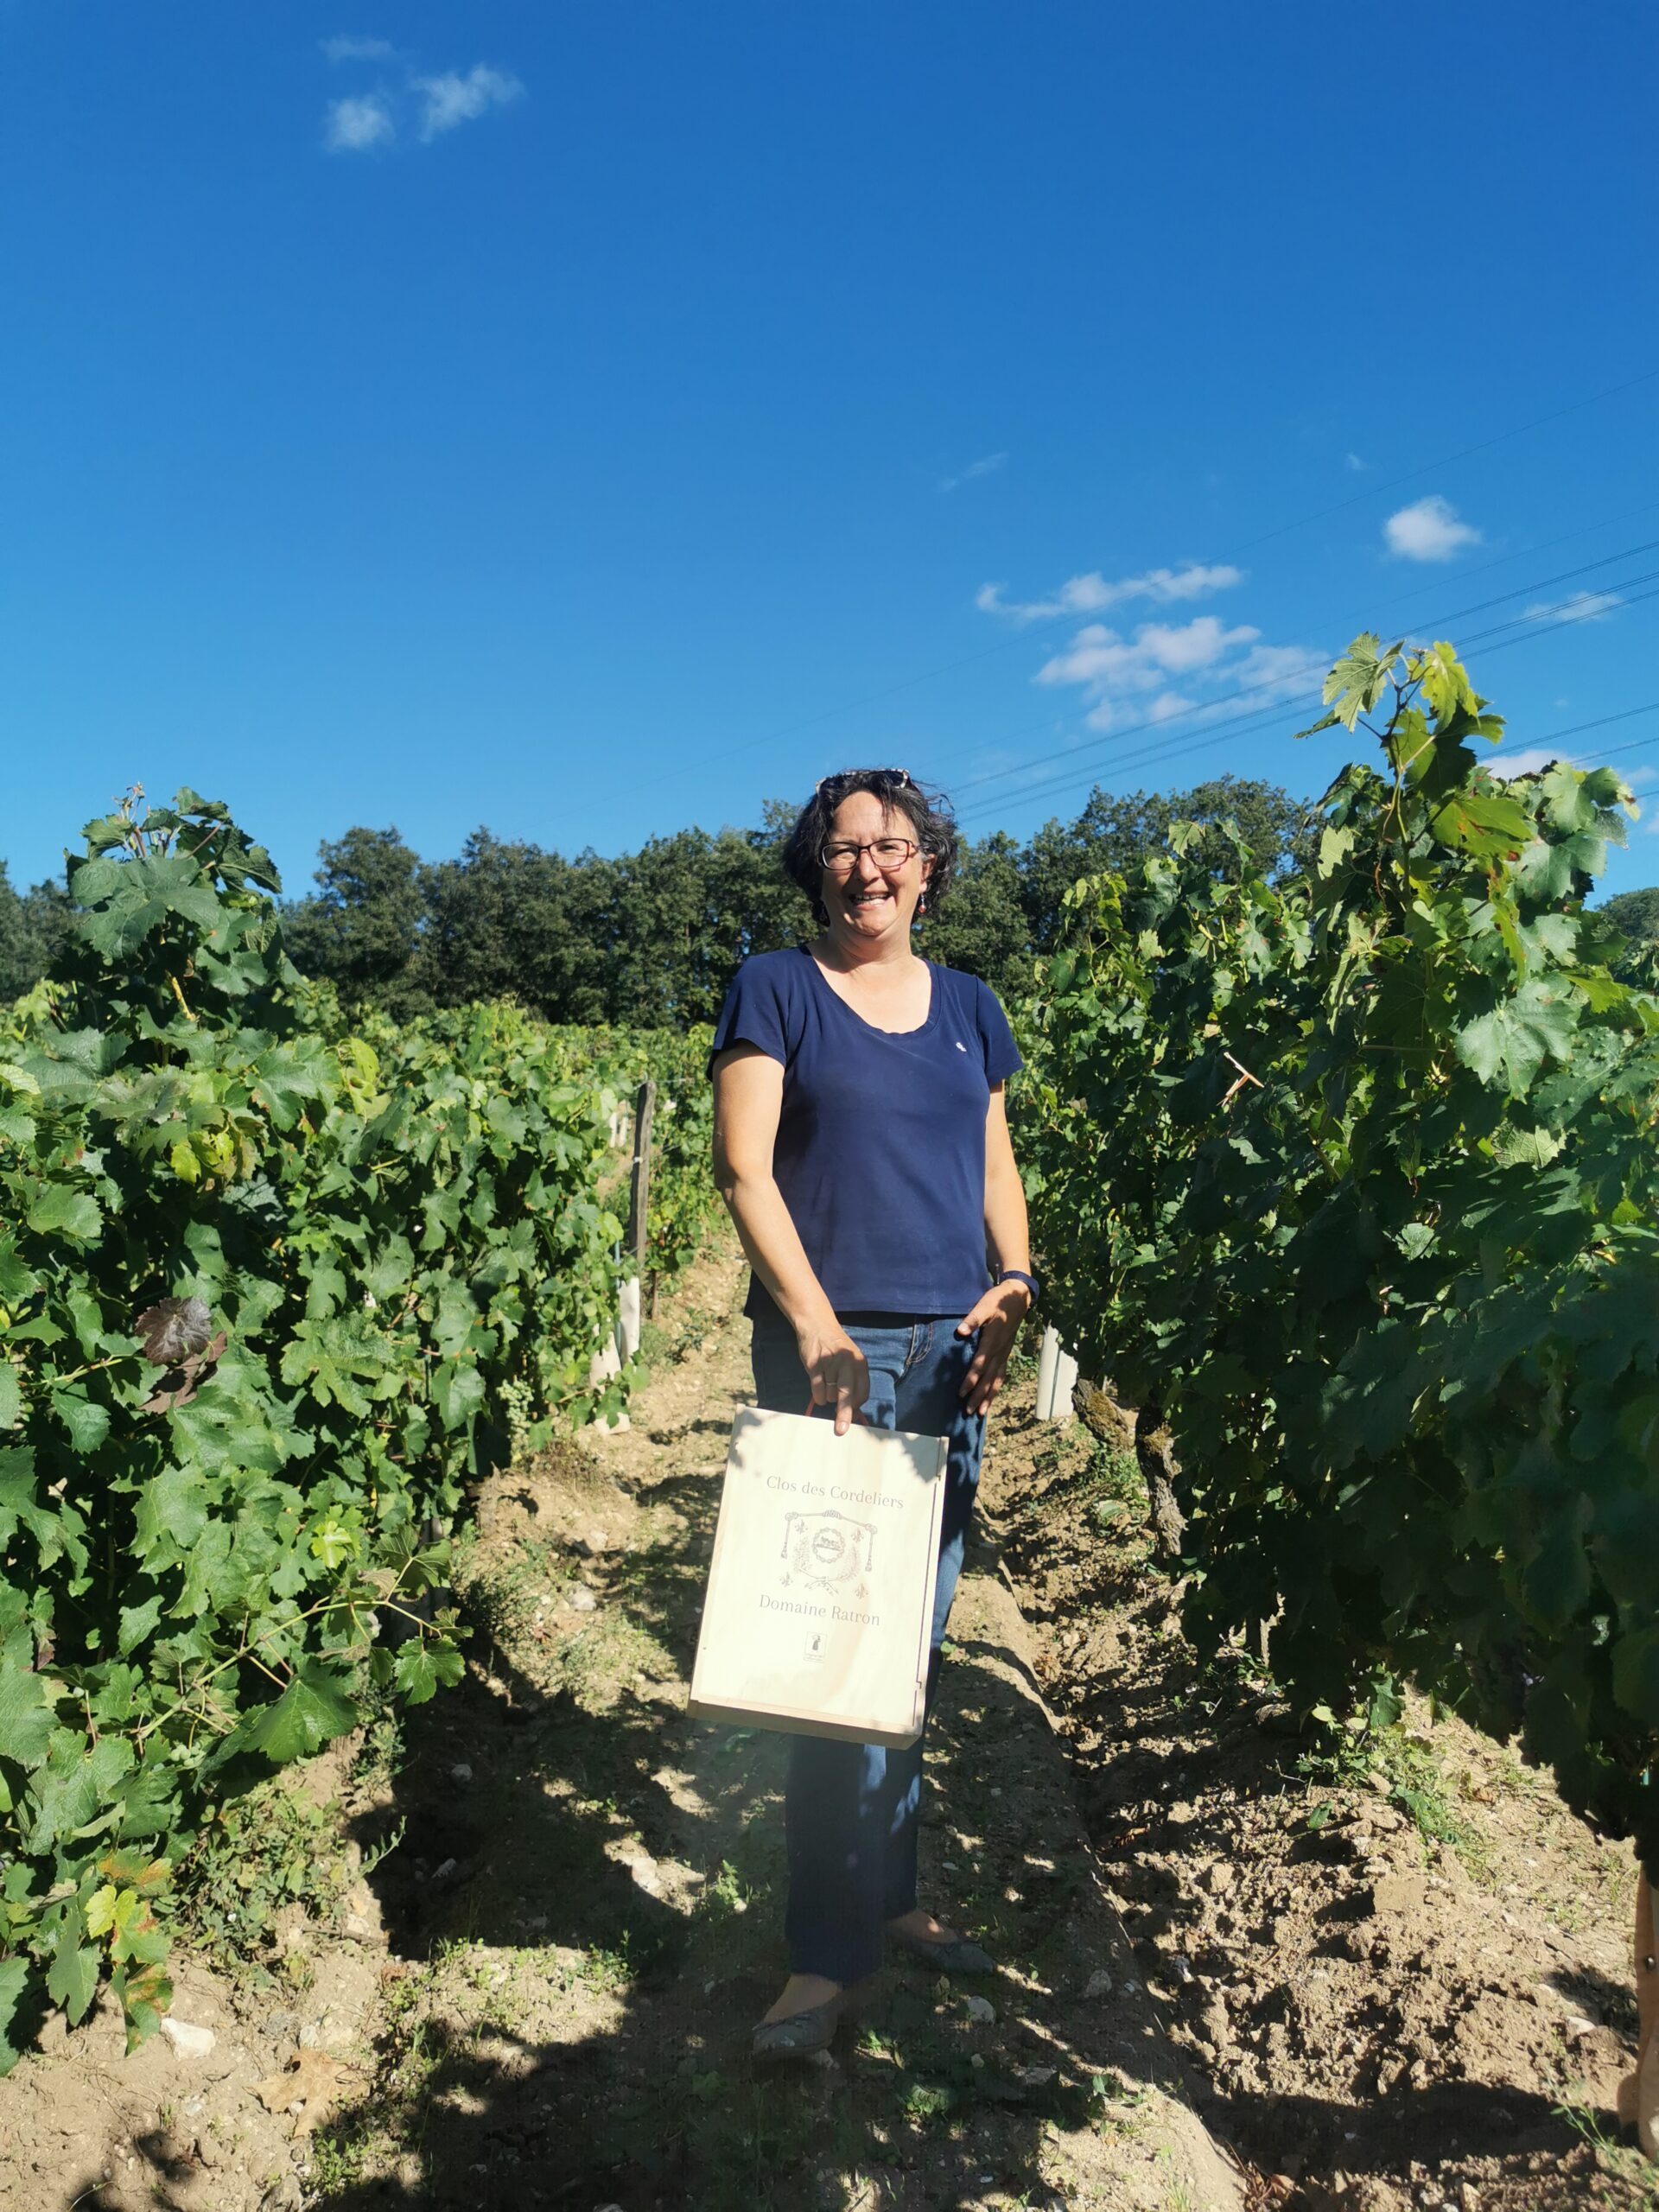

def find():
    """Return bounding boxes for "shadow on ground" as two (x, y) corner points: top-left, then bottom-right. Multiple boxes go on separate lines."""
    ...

(982, 1401), (1643, 2211)
(304, 1365), (1157, 2210)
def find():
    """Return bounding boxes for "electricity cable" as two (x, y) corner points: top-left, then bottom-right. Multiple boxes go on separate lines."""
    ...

(1215, 366), (1659, 559)
(645, 370), (1659, 789)
(944, 537), (1659, 808)
(954, 588), (1659, 827)
(954, 702), (1659, 848)
(934, 537), (1659, 807)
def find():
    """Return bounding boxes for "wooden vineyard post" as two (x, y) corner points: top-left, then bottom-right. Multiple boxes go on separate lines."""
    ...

(1620, 1866), (1658, 2158)
(619, 1078), (654, 1363)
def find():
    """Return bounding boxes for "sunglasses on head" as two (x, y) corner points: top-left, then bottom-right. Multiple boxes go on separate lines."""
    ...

(814, 766), (912, 794)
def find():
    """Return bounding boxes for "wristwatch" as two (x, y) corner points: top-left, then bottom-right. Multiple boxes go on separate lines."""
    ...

(997, 1268), (1040, 1306)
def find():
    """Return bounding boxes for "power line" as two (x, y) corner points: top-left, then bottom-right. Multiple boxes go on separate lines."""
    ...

(959, 588), (1659, 826)
(946, 536), (1659, 810)
(933, 536), (1659, 806)
(1399, 539), (1659, 634)
(647, 370), (1659, 791)
(957, 687), (1659, 834)
(1456, 566), (1659, 642)
(954, 588), (1659, 827)
(1215, 366), (1659, 559)
(955, 700), (1659, 842)
(1541, 716), (1659, 767)
(1351, 496), (1659, 613)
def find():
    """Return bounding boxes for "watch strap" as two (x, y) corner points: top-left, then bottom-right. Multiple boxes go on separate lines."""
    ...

(997, 1267), (1040, 1306)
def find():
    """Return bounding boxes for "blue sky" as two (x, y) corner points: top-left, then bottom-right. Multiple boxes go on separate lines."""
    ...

(3, 1), (1657, 898)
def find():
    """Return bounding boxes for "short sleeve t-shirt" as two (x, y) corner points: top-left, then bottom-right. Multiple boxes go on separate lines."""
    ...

(709, 948), (1023, 1321)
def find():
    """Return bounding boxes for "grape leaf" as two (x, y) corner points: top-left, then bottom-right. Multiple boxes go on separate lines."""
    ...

(133, 1297), (214, 1367)
(1454, 982), (1578, 1096)
(0, 1655), (55, 1769)
(51, 1386), (111, 1454)
(0, 1956), (30, 2075)
(69, 852), (226, 959)
(47, 1916), (99, 2025)
(240, 1663), (360, 1764)
(392, 1642), (464, 1705)
(25, 1185), (103, 1242)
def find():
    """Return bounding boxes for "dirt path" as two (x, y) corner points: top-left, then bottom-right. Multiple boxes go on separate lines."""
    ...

(13, 1236), (1643, 2212)
(296, 1238), (1242, 2212)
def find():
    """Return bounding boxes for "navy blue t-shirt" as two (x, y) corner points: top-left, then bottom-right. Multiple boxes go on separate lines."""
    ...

(709, 948), (1023, 1321)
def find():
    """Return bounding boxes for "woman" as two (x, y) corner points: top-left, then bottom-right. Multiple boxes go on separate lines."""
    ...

(709, 766), (1037, 2060)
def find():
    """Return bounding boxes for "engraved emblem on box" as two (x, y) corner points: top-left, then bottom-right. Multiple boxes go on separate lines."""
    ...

(779, 1507), (874, 1600)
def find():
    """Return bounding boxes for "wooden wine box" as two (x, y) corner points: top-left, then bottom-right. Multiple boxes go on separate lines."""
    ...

(688, 1406), (949, 1749)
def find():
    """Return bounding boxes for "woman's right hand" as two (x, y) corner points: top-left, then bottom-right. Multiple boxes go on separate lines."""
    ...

(796, 1319), (870, 1436)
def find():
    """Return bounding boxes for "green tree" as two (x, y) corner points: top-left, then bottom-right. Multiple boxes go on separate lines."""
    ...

(920, 830), (1034, 994)
(283, 827), (430, 1019)
(415, 831), (620, 1022)
(274, 776), (1313, 1027)
(0, 865), (74, 1001)
(607, 825), (810, 1026)
(1600, 887), (1659, 941)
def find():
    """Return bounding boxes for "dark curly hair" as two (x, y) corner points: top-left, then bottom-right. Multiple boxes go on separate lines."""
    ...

(781, 768), (960, 929)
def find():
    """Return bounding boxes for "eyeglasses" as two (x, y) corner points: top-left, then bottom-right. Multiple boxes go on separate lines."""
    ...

(820, 836), (918, 874)
(814, 766), (912, 794)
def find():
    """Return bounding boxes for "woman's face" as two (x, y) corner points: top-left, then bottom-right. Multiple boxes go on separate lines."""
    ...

(817, 790), (933, 944)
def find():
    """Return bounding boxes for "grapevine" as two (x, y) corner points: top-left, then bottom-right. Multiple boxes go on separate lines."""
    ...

(1021, 636), (1659, 1880)
(0, 791), (699, 2064)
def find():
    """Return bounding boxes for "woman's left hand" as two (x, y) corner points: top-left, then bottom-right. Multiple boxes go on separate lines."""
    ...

(954, 1281), (1033, 1416)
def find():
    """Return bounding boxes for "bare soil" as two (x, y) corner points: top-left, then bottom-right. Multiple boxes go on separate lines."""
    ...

(4, 1236), (1652, 2212)
(299, 1238), (1239, 2212)
(0, 1240), (1236, 2212)
(982, 1383), (1653, 2212)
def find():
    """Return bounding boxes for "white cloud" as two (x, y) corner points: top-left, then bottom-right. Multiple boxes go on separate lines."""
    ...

(1345, 451), (1369, 472)
(1034, 616), (1257, 730)
(325, 93), (394, 151)
(1024, 612), (1326, 734)
(1492, 747), (1655, 786)
(940, 452), (1007, 493)
(321, 35), (395, 61)
(1488, 747), (1566, 781)
(1384, 495), (1481, 562)
(1525, 589), (1623, 625)
(415, 64), (524, 139)
(976, 561), (1245, 624)
(1231, 640), (1330, 702)
(322, 56), (524, 154)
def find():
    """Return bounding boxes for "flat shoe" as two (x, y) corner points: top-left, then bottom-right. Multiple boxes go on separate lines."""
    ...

(752, 1996), (842, 2062)
(887, 1928), (996, 1975)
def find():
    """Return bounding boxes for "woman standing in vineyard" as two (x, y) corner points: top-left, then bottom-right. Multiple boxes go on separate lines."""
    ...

(709, 766), (1036, 2060)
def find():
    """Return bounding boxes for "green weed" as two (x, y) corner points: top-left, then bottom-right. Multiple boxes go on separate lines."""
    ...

(1554, 2095), (1659, 2208)
(346, 1677), (409, 1804)
(168, 1777), (351, 1987)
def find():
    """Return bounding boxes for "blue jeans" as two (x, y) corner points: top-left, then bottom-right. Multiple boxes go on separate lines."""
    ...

(749, 1305), (988, 1985)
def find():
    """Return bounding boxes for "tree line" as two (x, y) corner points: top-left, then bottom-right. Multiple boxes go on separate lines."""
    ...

(270, 777), (1320, 1024)
(6, 775), (1654, 1024)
